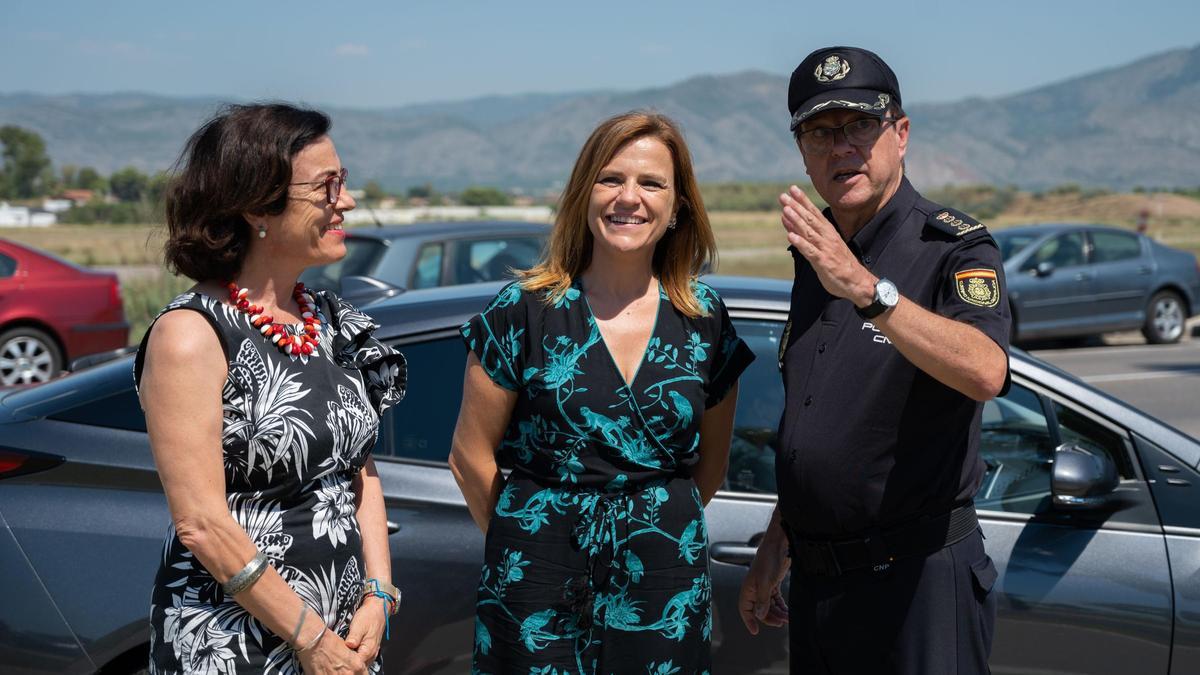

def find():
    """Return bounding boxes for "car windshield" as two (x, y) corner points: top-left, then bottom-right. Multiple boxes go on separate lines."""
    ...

(994, 231), (1040, 261)
(299, 237), (388, 293)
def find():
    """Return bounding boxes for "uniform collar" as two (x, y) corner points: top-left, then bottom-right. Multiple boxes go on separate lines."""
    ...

(825, 176), (917, 264)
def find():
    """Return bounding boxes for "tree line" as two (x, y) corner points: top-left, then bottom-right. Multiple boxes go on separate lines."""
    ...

(0, 125), (170, 223)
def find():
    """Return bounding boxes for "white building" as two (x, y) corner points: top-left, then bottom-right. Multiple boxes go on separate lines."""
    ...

(0, 202), (57, 227)
(41, 198), (74, 213)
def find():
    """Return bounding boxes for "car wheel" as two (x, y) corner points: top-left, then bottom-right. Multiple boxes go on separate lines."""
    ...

(1142, 290), (1186, 344)
(0, 327), (63, 385)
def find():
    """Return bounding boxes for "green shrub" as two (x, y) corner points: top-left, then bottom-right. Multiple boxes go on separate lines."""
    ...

(699, 182), (823, 211)
(121, 271), (194, 345)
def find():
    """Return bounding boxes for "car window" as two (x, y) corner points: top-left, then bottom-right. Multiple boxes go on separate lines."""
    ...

(1090, 230), (1142, 264)
(724, 320), (787, 494)
(449, 237), (545, 285)
(975, 383), (1056, 513)
(1053, 401), (1134, 478)
(975, 384), (1134, 514)
(299, 238), (388, 293)
(994, 232), (1039, 262)
(381, 336), (466, 462)
(0, 252), (15, 278)
(411, 243), (443, 290)
(1020, 232), (1086, 271)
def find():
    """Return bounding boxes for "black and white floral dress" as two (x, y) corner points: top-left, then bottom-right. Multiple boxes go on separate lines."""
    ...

(134, 288), (406, 674)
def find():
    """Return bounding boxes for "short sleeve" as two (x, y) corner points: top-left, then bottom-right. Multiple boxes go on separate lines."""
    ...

(936, 238), (1012, 393)
(459, 282), (528, 392)
(698, 285), (756, 409)
(324, 291), (408, 415)
(936, 238), (1011, 349)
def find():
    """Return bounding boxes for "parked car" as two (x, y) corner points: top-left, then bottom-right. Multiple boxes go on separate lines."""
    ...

(994, 224), (1200, 343)
(298, 220), (550, 304)
(0, 239), (128, 385)
(3, 275), (1199, 674)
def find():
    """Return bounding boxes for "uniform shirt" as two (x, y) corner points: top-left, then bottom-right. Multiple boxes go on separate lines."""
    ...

(776, 177), (1010, 538)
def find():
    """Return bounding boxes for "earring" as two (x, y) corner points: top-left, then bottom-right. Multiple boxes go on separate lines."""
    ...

(257, 225), (267, 239)
(667, 217), (677, 230)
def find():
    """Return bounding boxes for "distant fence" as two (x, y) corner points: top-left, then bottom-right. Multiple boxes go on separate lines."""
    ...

(343, 205), (553, 225)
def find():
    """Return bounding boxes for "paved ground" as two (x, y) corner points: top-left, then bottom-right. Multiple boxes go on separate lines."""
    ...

(1027, 319), (1200, 439)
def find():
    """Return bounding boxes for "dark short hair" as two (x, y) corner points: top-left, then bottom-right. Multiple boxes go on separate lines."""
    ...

(164, 103), (331, 281)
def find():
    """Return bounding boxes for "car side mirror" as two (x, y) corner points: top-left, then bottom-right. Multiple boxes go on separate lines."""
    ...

(339, 275), (404, 306)
(1052, 443), (1119, 509)
(1034, 261), (1056, 277)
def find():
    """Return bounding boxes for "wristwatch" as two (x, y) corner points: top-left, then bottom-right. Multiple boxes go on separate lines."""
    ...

(362, 579), (402, 615)
(855, 277), (899, 319)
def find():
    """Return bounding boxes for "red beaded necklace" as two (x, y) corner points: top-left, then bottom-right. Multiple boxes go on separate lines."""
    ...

(225, 281), (322, 359)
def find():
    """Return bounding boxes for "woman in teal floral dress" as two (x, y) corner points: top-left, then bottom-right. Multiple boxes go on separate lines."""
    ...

(450, 111), (754, 674)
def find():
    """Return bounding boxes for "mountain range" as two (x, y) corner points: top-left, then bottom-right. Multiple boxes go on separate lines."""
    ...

(2, 44), (1198, 191)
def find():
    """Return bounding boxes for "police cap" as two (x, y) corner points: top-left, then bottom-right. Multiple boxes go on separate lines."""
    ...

(788, 46), (902, 131)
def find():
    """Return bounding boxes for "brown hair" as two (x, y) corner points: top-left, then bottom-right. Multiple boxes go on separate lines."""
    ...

(520, 111), (718, 317)
(163, 103), (331, 281)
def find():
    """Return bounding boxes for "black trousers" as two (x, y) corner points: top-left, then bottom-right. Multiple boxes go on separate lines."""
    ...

(787, 528), (997, 675)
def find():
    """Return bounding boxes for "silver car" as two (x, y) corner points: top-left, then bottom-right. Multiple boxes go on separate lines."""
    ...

(995, 224), (1200, 343)
(1, 276), (1199, 674)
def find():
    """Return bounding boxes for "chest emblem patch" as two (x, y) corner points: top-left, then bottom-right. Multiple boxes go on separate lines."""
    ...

(954, 268), (1000, 308)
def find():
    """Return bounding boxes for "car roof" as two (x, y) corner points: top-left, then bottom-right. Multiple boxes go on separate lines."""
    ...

(344, 220), (550, 242)
(0, 237), (94, 274)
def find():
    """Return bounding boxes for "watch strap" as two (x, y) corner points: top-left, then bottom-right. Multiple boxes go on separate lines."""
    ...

(855, 279), (895, 319)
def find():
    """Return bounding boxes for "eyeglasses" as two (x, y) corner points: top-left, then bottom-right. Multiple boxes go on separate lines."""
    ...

(289, 167), (348, 205)
(797, 117), (900, 154)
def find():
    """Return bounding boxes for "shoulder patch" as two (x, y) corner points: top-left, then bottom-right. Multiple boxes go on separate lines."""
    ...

(954, 268), (1001, 307)
(925, 208), (987, 240)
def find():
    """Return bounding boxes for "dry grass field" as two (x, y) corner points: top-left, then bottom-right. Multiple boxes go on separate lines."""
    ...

(3, 189), (1198, 345)
(1, 224), (166, 267)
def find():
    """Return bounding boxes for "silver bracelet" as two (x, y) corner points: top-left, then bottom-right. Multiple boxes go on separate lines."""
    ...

(296, 625), (327, 654)
(222, 551), (268, 596)
(290, 604), (308, 646)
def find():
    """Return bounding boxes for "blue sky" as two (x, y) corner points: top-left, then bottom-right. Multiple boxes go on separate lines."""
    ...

(3, 0), (1198, 108)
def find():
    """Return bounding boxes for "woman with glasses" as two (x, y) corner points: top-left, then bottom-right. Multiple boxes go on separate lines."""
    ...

(136, 103), (405, 674)
(449, 111), (755, 673)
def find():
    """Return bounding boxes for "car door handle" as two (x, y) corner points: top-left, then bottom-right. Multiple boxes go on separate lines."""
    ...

(1138, 267), (1152, 275)
(710, 542), (759, 566)
(386, 520), (401, 535)
(1074, 272), (1092, 281)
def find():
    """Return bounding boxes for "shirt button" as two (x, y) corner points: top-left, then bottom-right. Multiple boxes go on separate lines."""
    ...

(804, 396), (813, 407)
(818, 343), (826, 353)
(863, 255), (873, 264)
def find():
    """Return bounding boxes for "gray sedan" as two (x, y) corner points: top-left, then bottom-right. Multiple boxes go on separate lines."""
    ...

(1, 276), (1199, 674)
(299, 220), (549, 304)
(995, 224), (1200, 343)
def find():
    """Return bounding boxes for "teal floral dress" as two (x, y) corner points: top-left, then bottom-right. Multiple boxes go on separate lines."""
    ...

(460, 279), (754, 674)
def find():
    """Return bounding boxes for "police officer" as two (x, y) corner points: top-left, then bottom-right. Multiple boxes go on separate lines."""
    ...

(738, 46), (1011, 674)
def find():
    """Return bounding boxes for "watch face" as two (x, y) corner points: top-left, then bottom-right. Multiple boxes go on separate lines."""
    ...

(878, 279), (899, 306)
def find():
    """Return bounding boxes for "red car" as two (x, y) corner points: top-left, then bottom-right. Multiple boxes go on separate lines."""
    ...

(0, 239), (128, 384)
